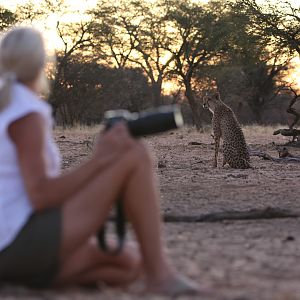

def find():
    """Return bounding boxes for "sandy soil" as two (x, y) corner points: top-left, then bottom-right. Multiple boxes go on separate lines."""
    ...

(1, 125), (300, 300)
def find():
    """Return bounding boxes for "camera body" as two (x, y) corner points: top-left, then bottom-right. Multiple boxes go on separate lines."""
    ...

(103, 105), (184, 137)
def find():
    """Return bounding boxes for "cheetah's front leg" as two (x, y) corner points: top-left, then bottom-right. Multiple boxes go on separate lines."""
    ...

(213, 135), (220, 167)
(222, 157), (227, 167)
(212, 119), (221, 168)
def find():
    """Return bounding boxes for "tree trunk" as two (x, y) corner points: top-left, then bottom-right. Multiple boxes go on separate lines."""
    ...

(249, 95), (263, 123)
(151, 80), (162, 107)
(184, 81), (203, 130)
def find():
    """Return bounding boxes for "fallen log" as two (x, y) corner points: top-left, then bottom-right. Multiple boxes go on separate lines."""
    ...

(107, 207), (300, 223)
(162, 207), (299, 223)
(249, 149), (300, 163)
(273, 128), (300, 137)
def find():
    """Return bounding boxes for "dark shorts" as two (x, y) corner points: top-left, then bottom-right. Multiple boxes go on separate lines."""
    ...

(0, 208), (61, 288)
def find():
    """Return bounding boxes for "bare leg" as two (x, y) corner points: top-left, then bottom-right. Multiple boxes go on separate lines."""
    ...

(122, 147), (168, 281)
(59, 146), (143, 259)
(55, 143), (201, 296)
(55, 238), (141, 287)
(111, 145), (204, 295)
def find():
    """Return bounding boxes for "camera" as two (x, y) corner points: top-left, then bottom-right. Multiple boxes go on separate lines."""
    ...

(103, 104), (184, 137)
(97, 104), (184, 254)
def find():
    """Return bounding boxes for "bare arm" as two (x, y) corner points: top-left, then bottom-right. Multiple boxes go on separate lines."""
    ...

(8, 113), (133, 211)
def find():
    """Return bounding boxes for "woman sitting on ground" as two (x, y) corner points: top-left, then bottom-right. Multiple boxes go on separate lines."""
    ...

(0, 26), (203, 296)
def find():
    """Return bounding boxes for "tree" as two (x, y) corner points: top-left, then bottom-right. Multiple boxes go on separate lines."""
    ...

(162, 0), (227, 129)
(193, 0), (291, 123)
(121, 0), (175, 106)
(223, 0), (298, 122)
(54, 55), (152, 126)
(212, 60), (288, 123)
(90, 1), (133, 69)
(235, 0), (300, 56)
(15, 1), (50, 24)
(7, 0), (94, 120)
(54, 57), (103, 126)
(91, 0), (174, 107)
(49, 17), (94, 118)
(0, 7), (17, 30)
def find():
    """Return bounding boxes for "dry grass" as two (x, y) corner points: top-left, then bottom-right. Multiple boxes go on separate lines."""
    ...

(243, 124), (284, 135)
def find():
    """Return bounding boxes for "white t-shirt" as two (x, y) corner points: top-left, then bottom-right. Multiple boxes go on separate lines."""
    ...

(0, 83), (61, 251)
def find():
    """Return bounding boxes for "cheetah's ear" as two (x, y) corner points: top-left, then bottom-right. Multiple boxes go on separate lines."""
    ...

(215, 92), (221, 100)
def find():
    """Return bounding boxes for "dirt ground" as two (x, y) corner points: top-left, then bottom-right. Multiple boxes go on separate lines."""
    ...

(1, 125), (300, 300)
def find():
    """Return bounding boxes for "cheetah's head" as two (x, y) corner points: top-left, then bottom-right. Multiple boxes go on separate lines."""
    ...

(202, 92), (221, 113)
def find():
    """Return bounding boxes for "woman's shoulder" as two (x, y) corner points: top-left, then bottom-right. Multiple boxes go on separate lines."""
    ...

(11, 83), (51, 113)
(0, 83), (52, 131)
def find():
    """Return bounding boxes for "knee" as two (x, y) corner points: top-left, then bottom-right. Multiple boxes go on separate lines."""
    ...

(129, 141), (154, 168)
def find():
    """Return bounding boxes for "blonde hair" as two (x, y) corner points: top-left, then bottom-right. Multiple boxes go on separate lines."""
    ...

(0, 27), (48, 111)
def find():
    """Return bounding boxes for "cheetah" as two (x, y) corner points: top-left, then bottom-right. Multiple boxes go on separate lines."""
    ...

(203, 92), (251, 169)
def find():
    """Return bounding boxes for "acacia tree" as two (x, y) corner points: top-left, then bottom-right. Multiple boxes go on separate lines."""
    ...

(235, 0), (300, 56)
(210, 59), (289, 123)
(91, 0), (174, 107)
(162, 0), (227, 129)
(90, 1), (133, 69)
(49, 19), (94, 119)
(229, 0), (299, 122)
(41, 0), (95, 119)
(15, 1), (47, 24)
(120, 0), (175, 106)
(52, 54), (152, 125)
(201, 1), (290, 123)
(50, 1), (153, 125)
(0, 7), (17, 30)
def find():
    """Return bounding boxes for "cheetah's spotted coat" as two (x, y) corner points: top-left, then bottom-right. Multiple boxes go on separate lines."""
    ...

(203, 93), (250, 169)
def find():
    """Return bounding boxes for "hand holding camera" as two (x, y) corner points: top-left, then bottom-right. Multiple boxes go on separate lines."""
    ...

(103, 104), (184, 137)
(93, 123), (135, 169)
(97, 104), (184, 254)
